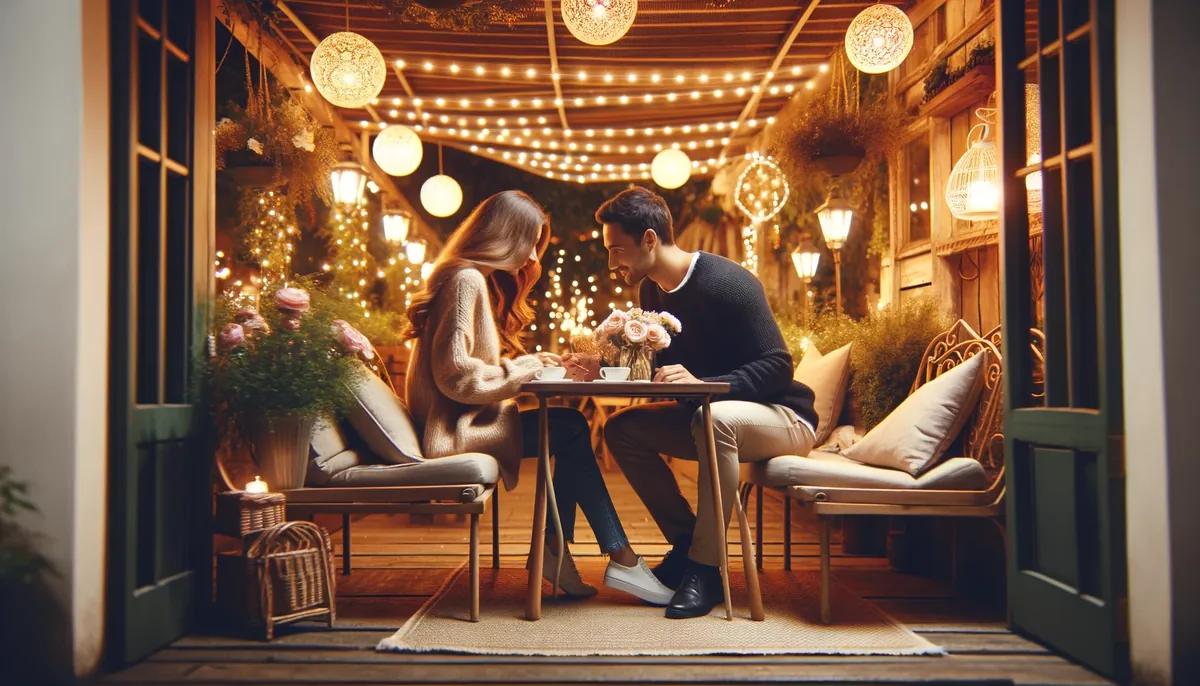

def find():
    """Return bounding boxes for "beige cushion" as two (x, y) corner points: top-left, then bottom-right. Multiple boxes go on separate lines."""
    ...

(345, 362), (424, 464)
(306, 449), (366, 486)
(793, 343), (852, 444)
(310, 414), (350, 459)
(326, 452), (498, 488)
(842, 352), (986, 476)
(749, 451), (989, 490)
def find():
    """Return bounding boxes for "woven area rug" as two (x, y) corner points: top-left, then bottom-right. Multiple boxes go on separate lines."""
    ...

(377, 568), (944, 657)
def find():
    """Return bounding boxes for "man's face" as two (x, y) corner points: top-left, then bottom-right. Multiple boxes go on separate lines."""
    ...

(603, 223), (654, 286)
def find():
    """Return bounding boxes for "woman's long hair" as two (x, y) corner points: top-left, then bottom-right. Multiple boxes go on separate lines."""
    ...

(405, 190), (550, 356)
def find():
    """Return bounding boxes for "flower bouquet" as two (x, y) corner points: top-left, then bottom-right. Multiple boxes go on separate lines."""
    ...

(209, 286), (373, 489)
(593, 308), (682, 381)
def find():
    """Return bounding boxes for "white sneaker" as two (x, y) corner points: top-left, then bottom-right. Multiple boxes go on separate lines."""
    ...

(604, 556), (676, 606)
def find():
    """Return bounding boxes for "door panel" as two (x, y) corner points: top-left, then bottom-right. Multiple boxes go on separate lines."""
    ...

(997, 0), (1127, 678)
(109, 0), (214, 666)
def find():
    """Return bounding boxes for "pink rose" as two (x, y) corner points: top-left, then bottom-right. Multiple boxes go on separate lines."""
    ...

(219, 323), (245, 349)
(644, 323), (670, 351)
(274, 287), (310, 314)
(332, 320), (374, 359)
(623, 319), (648, 344)
(600, 310), (629, 335)
(235, 309), (270, 335)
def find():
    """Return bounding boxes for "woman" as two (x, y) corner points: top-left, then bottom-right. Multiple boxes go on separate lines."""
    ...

(404, 190), (672, 604)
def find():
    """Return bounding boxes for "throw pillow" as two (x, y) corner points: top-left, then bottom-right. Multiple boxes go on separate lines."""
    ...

(793, 343), (853, 445)
(843, 351), (986, 476)
(345, 361), (425, 464)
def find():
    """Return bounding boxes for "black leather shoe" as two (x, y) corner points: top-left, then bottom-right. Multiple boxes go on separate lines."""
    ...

(664, 562), (723, 619)
(652, 536), (692, 590)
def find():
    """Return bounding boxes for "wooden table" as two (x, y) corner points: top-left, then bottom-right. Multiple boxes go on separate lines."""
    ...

(519, 380), (765, 622)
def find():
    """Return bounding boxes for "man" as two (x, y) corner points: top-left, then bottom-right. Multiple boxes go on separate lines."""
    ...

(566, 186), (818, 619)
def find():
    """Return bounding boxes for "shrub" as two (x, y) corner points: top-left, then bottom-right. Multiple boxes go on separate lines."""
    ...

(778, 297), (951, 431)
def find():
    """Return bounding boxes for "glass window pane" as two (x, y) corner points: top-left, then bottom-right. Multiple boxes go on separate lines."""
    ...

(907, 136), (931, 243)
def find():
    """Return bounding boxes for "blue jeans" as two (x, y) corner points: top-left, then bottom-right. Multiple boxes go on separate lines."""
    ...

(520, 407), (629, 554)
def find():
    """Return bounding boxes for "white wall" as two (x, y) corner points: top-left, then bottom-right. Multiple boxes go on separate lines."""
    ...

(0, 0), (109, 680)
(1117, 1), (1200, 684)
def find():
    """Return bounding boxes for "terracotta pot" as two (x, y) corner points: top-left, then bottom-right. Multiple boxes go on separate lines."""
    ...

(813, 154), (866, 177)
(245, 413), (317, 491)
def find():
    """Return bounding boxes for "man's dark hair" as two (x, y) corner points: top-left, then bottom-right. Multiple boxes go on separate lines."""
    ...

(595, 186), (675, 245)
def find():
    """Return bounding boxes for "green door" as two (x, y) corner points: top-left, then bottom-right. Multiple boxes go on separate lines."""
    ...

(108, 0), (215, 666)
(996, 0), (1127, 679)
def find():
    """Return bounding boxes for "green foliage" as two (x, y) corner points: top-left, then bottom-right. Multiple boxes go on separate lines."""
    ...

(0, 466), (52, 585)
(209, 278), (358, 422)
(777, 297), (952, 431)
(311, 287), (408, 347)
(922, 40), (996, 104)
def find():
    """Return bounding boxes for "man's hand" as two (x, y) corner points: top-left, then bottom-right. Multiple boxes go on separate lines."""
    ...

(654, 364), (701, 384)
(561, 353), (601, 381)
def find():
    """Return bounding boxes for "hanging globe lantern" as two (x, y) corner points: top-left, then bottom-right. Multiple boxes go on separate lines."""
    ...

(945, 113), (1001, 221)
(373, 125), (423, 177)
(734, 155), (790, 224)
(844, 4), (914, 74)
(650, 149), (691, 189)
(561, 0), (638, 46)
(309, 31), (387, 108)
(420, 175), (463, 217)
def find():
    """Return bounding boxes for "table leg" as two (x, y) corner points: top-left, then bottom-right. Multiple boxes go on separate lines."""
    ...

(701, 397), (734, 621)
(525, 398), (549, 620)
(735, 493), (766, 621)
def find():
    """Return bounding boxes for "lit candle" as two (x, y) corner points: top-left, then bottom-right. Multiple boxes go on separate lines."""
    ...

(244, 476), (269, 494)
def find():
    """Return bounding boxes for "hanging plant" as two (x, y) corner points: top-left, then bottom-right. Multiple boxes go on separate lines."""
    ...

(370, 0), (537, 32)
(765, 48), (908, 185)
(216, 51), (338, 215)
(922, 40), (995, 104)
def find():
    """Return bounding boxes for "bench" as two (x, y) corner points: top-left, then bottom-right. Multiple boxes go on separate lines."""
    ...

(747, 321), (1041, 623)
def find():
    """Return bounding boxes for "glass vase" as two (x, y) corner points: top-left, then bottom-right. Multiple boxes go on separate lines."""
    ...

(620, 345), (654, 382)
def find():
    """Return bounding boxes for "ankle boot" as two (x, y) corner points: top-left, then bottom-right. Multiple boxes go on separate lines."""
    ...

(526, 544), (597, 598)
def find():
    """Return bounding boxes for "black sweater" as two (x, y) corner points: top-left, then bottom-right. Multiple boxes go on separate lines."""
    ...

(640, 252), (818, 427)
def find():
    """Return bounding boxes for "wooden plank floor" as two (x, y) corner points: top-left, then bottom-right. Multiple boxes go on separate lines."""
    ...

(100, 460), (1109, 685)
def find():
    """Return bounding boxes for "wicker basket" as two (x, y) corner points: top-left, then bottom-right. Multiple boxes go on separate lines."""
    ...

(216, 521), (336, 640)
(215, 490), (285, 538)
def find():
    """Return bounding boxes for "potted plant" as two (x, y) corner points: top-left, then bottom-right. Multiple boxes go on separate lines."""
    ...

(209, 285), (367, 490)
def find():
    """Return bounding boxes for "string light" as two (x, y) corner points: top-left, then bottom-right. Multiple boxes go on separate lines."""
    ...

(243, 190), (297, 289)
(389, 58), (818, 85)
(322, 207), (376, 313)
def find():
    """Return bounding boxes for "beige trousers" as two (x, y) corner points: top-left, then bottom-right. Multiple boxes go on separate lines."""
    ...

(605, 401), (816, 567)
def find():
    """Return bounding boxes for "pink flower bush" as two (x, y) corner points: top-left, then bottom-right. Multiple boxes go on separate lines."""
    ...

(644, 324), (670, 351)
(274, 287), (311, 314)
(219, 323), (245, 349)
(623, 319), (648, 344)
(332, 320), (374, 359)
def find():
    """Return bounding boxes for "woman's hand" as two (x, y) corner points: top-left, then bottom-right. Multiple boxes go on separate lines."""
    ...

(535, 351), (562, 367)
(561, 353), (601, 381)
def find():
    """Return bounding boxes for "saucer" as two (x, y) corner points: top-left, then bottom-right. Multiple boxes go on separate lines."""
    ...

(531, 378), (572, 383)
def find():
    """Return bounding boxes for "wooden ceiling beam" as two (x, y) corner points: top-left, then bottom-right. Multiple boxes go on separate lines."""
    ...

(217, 0), (436, 245)
(542, 0), (570, 132)
(718, 0), (824, 162)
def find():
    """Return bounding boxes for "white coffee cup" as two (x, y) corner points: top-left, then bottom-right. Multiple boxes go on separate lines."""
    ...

(536, 366), (566, 381)
(599, 366), (631, 381)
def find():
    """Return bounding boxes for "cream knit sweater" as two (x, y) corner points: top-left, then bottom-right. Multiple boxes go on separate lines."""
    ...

(405, 268), (543, 490)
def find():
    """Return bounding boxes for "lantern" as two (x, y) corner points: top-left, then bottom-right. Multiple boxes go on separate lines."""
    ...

(330, 162), (367, 207)
(309, 31), (387, 108)
(844, 4), (914, 74)
(373, 125), (423, 177)
(1025, 83), (1042, 215)
(405, 239), (427, 265)
(815, 187), (853, 250)
(382, 208), (412, 244)
(420, 174), (463, 217)
(734, 155), (789, 224)
(790, 241), (821, 282)
(650, 149), (691, 189)
(561, 0), (638, 46)
(420, 262), (434, 281)
(945, 111), (1001, 221)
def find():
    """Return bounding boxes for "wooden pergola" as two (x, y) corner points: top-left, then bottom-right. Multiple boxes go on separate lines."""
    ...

(222, 0), (904, 193)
